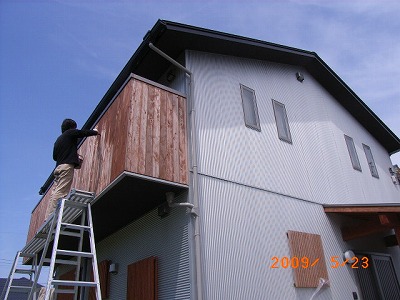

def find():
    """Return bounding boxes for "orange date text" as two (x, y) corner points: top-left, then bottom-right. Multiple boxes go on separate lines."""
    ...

(270, 256), (369, 269)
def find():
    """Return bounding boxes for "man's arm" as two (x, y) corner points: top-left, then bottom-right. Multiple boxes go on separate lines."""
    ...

(70, 129), (100, 138)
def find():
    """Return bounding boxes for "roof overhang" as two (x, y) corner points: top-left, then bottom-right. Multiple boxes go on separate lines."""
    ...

(40, 19), (400, 194)
(324, 204), (400, 247)
(84, 19), (400, 155)
(91, 171), (188, 242)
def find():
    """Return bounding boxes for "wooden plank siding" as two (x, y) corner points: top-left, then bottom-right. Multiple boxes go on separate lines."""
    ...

(27, 76), (188, 243)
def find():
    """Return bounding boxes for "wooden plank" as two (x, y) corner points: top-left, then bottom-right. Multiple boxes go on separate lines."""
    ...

(57, 269), (75, 300)
(145, 85), (155, 177)
(152, 87), (161, 178)
(89, 259), (110, 300)
(324, 206), (400, 213)
(125, 80), (142, 173)
(138, 81), (148, 174)
(27, 78), (188, 243)
(287, 230), (329, 288)
(159, 89), (168, 180)
(27, 191), (51, 242)
(165, 92), (174, 181)
(378, 213), (400, 226)
(110, 83), (129, 180)
(127, 256), (158, 300)
(172, 94), (180, 182)
(178, 95), (188, 184)
(341, 220), (388, 241)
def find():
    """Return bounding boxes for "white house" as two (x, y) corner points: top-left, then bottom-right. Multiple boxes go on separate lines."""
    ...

(28, 20), (400, 300)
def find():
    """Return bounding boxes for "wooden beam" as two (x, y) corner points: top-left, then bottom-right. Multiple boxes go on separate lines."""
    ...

(324, 206), (400, 214)
(379, 214), (400, 227)
(341, 220), (388, 241)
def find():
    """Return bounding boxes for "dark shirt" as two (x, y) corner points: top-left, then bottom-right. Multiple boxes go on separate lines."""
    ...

(53, 129), (98, 167)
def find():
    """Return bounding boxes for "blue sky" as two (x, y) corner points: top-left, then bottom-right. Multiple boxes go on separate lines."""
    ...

(0, 0), (399, 281)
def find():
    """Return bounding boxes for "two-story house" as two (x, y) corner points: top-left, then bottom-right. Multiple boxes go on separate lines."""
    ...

(25, 20), (400, 300)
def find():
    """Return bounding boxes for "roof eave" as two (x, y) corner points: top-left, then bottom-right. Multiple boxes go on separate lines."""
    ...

(40, 19), (400, 196)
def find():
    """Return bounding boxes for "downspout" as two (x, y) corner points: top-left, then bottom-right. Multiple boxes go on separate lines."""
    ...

(149, 43), (203, 300)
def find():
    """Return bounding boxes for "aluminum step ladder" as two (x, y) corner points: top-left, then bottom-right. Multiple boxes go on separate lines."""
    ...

(27, 189), (102, 300)
(0, 251), (39, 300)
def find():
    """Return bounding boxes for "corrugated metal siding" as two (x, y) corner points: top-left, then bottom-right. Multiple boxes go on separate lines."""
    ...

(187, 50), (399, 206)
(95, 192), (191, 300)
(198, 175), (361, 300)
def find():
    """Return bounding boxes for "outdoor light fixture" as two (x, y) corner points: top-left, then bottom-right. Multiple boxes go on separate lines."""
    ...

(167, 71), (176, 82)
(343, 250), (356, 264)
(109, 263), (119, 275)
(296, 72), (304, 82)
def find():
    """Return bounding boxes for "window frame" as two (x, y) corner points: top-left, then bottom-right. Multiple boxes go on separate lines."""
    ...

(363, 143), (379, 178)
(240, 84), (261, 131)
(344, 135), (362, 171)
(272, 99), (292, 143)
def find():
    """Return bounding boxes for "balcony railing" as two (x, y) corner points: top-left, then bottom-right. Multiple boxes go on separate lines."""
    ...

(27, 74), (188, 243)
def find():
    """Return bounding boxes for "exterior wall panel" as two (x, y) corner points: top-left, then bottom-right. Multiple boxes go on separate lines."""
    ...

(95, 192), (191, 300)
(198, 175), (393, 300)
(27, 75), (188, 243)
(187, 51), (399, 206)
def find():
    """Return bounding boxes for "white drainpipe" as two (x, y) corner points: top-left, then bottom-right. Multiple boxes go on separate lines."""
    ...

(149, 43), (203, 300)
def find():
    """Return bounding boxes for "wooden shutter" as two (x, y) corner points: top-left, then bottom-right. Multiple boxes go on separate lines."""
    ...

(127, 256), (158, 300)
(89, 260), (110, 300)
(287, 230), (329, 288)
(57, 269), (75, 300)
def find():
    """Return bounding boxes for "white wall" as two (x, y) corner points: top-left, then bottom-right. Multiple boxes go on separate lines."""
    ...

(187, 50), (400, 205)
(198, 175), (365, 300)
(185, 50), (400, 299)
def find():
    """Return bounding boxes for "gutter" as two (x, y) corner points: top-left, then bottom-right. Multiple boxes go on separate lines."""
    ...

(148, 42), (203, 300)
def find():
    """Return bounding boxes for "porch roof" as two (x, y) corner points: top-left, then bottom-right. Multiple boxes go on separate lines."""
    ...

(324, 204), (400, 246)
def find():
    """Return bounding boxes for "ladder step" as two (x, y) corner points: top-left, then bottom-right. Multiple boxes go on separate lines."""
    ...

(43, 258), (79, 265)
(61, 223), (91, 231)
(52, 280), (97, 287)
(19, 252), (36, 258)
(56, 249), (93, 258)
(15, 268), (35, 274)
(10, 285), (32, 291)
(55, 288), (75, 294)
(63, 201), (88, 209)
(60, 230), (83, 237)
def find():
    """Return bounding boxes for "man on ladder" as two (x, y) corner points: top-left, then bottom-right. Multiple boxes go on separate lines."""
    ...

(43, 118), (100, 220)
(2, 118), (102, 300)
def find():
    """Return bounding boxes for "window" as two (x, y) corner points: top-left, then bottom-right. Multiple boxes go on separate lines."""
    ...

(363, 144), (379, 178)
(344, 135), (362, 171)
(240, 84), (260, 131)
(272, 99), (292, 143)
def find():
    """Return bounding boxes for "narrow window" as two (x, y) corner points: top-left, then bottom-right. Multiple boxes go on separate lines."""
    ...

(240, 84), (260, 131)
(272, 99), (292, 143)
(344, 135), (362, 171)
(363, 144), (379, 178)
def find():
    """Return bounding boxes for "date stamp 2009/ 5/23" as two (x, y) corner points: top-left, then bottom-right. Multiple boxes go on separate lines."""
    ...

(270, 256), (369, 269)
